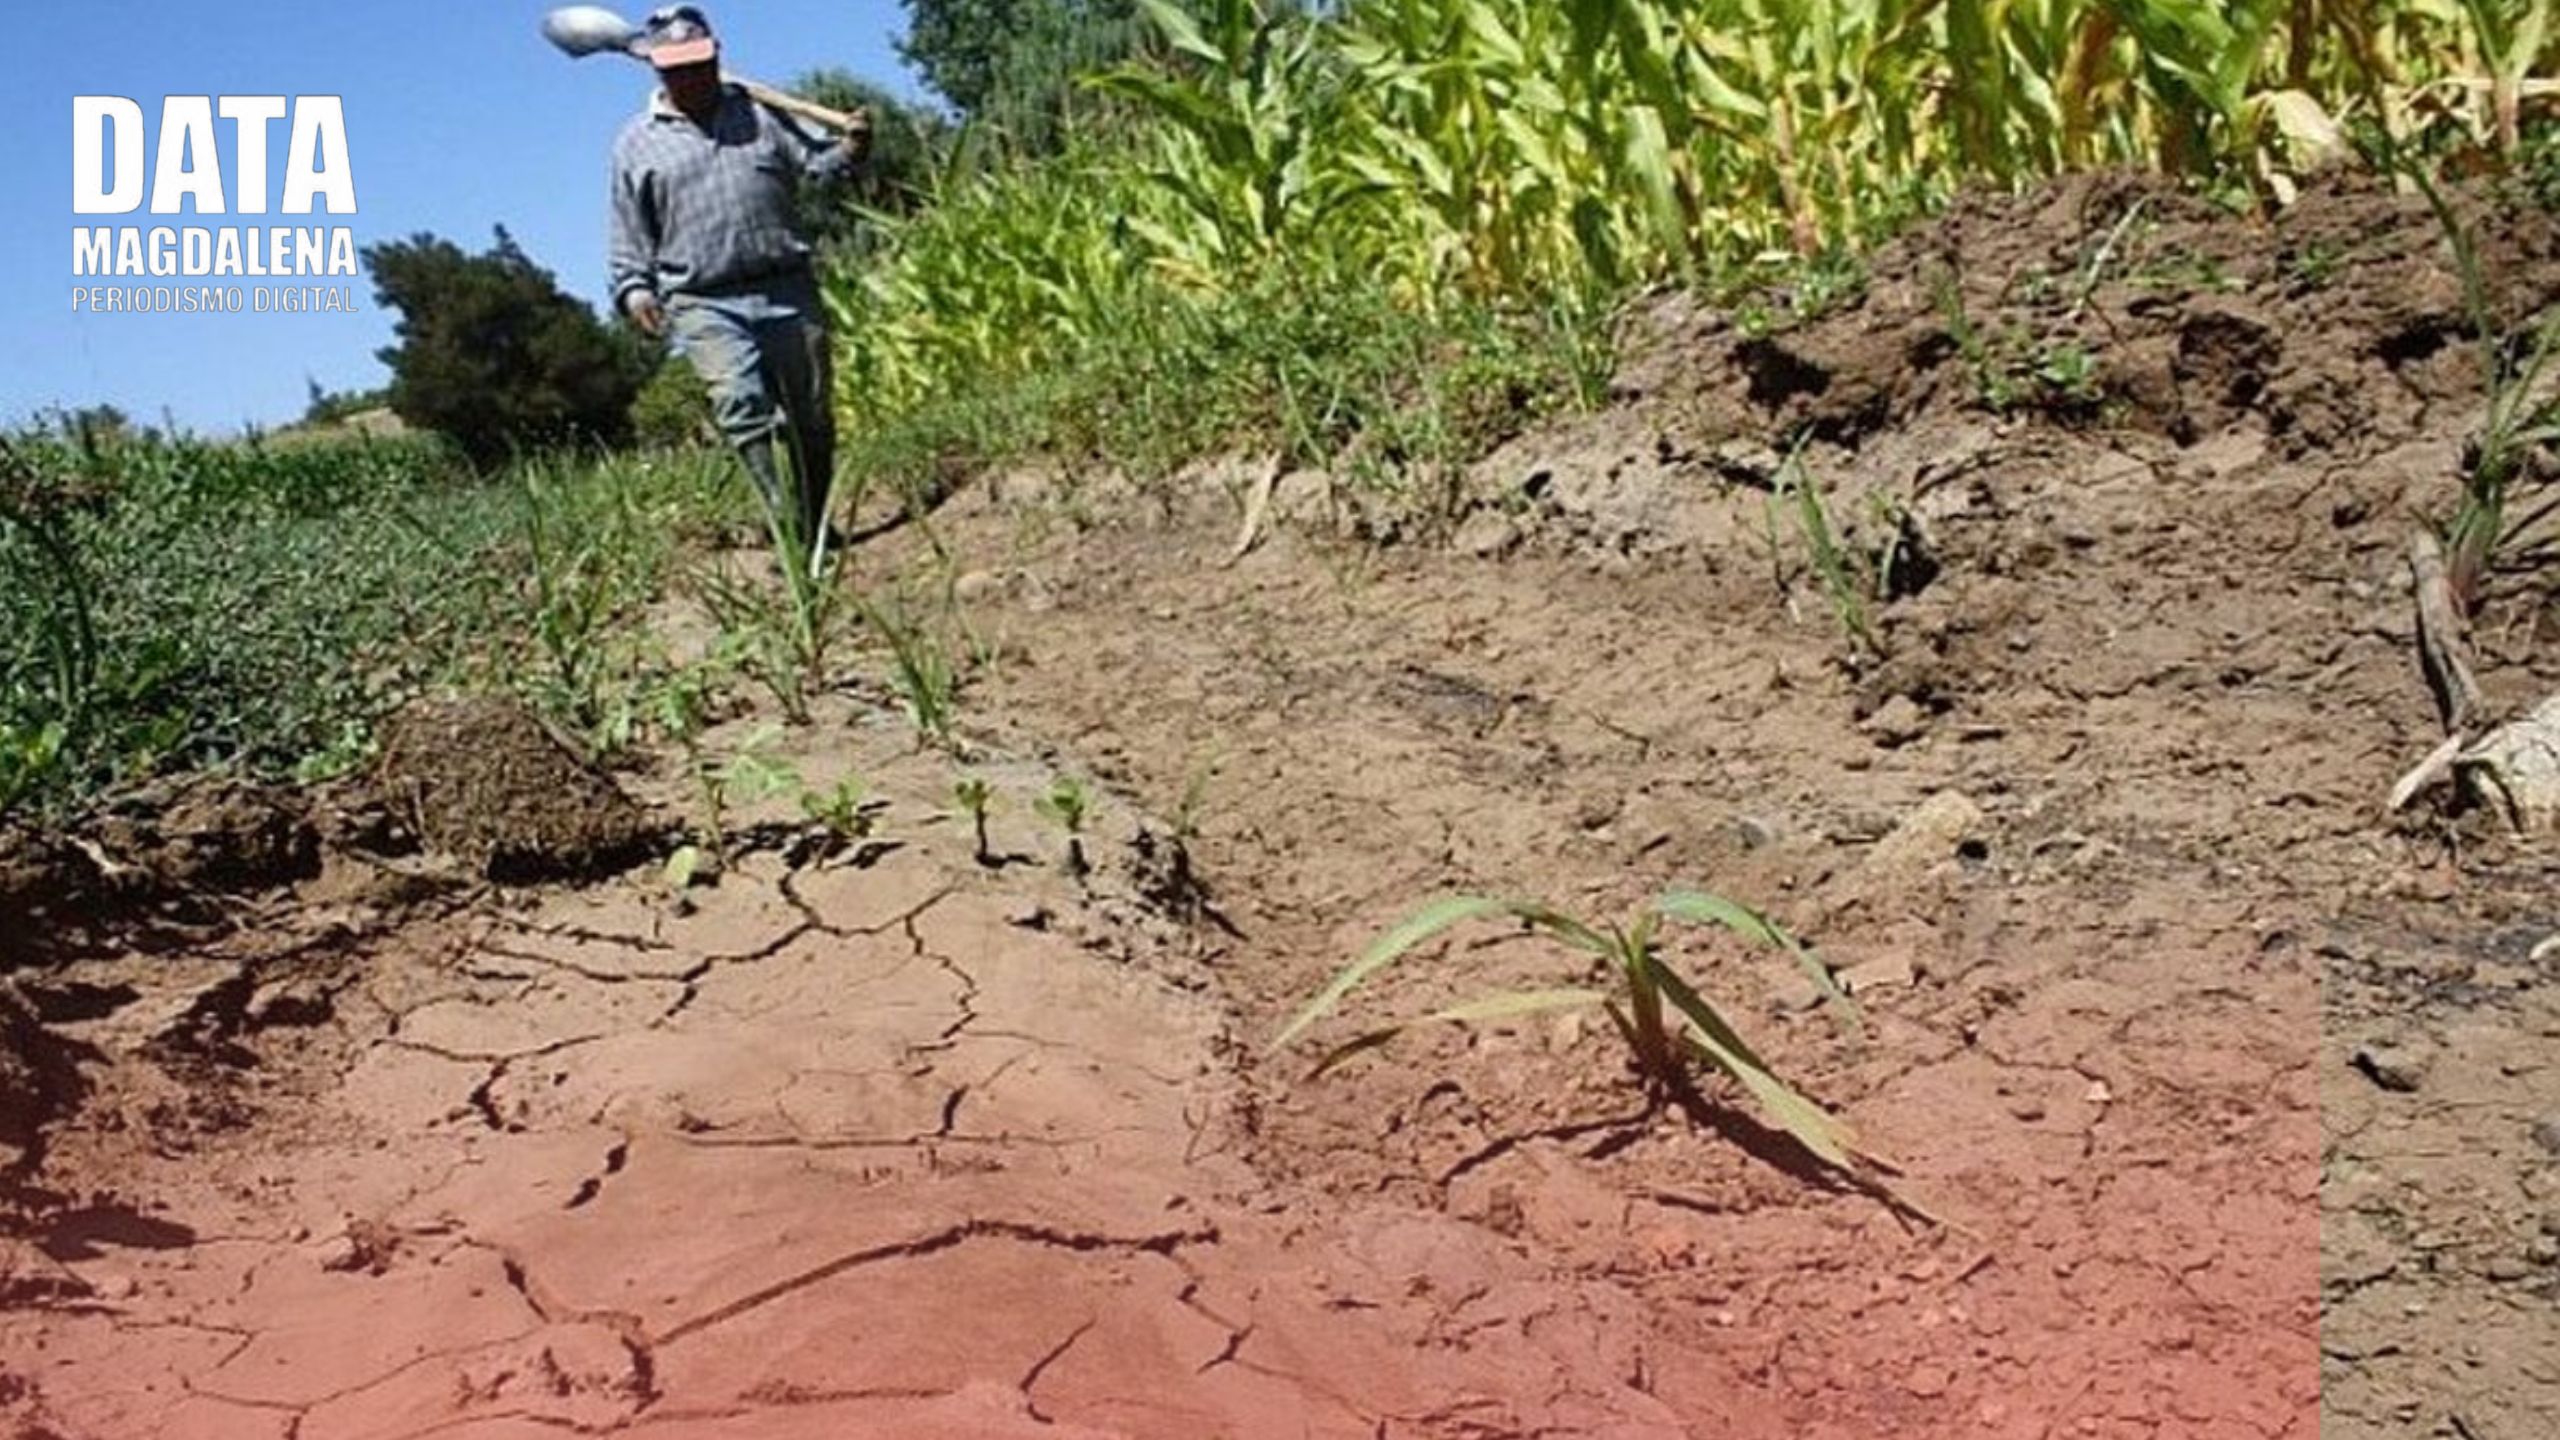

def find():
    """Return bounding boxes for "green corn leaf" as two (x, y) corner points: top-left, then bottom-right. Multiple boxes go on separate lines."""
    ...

(1139, 0), (1225, 64)
(1620, 104), (1684, 247)
(1426, 987), (1609, 1025)
(1652, 960), (1860, 1171)
(1303, 988), (1608, 1078)
(1655, 888), (1862, 1029)
(1271, 894), (1512, 1050)
(1681, 1026), (1858, 1171)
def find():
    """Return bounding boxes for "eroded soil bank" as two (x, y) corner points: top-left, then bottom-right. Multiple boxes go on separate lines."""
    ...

(8, 173), (2559, 1438)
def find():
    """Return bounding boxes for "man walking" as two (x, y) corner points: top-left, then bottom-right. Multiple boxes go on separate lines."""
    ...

(608, 6), (865, 574)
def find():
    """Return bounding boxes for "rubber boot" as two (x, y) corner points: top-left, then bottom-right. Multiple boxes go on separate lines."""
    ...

(738, 436), (802, 556)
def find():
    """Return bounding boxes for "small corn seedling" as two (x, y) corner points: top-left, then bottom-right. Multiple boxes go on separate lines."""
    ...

(689, 461), (850, 726)
(860, 590), (958, 748)
(650, 667), (720, 892)
(1171, 750), (1219, 845)
(954, 775), (995, 867)
(1033, 774), (1092, 879)
(1274, 891), (1866, 1173)
(801, 774), (874, 844)
(2394, 153), (2560, 615)
(1774, 444), (1880, 661)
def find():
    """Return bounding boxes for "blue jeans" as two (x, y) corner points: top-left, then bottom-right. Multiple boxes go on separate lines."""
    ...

(666, 273), (836, 552)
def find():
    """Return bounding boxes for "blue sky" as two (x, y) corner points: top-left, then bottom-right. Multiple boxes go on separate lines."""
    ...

(0, 1), (925, 434)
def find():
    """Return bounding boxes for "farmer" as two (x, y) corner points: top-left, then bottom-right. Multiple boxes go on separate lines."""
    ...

(607, 5), (866, 572)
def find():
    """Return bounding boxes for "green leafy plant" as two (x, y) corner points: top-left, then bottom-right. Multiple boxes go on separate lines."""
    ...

(653, 667), (739, 857)
(2278, 239), (2343, 292)
(2034, 340), (2102, 406)
(0, 436), (103, 751)
(0, 719), (69, 817)
(1273, 890), (1865, 1172)
(801, 773), (875, 843)
(0, 421), (518, 819)
(718, 734), (805, 812)
(2453, 315), (2560, 607)
(510, 457), (674, 755)
(1033, 773), (1092, 877)
(2367, 129), (2560, 616)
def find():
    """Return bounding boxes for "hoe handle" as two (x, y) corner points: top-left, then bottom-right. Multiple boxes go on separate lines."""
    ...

(734, 77), (869, 139)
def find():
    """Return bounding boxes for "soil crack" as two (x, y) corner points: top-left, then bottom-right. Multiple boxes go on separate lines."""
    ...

(1019, 1315), (1097, 1421)
(656, 1215), (1218, 1348)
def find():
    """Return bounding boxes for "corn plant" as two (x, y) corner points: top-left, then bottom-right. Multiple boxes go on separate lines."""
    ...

(1274, 890), (1865, 1171)
(830, 0), (2532, 405)
(689, 528), (853, 725)
(665, 734), (805, 893)
(1775, 445), (1880, 659)
(1093, 0), (1351, 280)
(860, 590), (959, 747)
(1034, 774), (1093, 877)
(509, 456), (681, 754)
(2371, 130), (2560, 613)
(954, 775), (996, 865)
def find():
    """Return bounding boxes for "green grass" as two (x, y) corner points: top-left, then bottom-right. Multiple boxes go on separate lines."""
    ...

(0, 423), (742, 821)
(837, 261), (1605, 531)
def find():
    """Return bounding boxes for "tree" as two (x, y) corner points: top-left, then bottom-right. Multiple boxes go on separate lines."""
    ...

(899, 0), (1040, 117)
(896, 0), (1165, 153)
(789, 69), (954, 255)
(628, 353), (715, 449)
(302, 379), (391, 427)
(363, 228), (655, 467)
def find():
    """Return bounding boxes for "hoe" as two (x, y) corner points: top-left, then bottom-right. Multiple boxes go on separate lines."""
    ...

(540, 6), (868, 135)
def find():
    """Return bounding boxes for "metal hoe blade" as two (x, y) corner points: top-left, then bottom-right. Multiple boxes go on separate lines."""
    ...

(542, 6), (642, 59)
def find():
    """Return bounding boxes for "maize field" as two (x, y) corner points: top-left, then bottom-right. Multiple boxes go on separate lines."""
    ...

(827, 0), (2556, 437)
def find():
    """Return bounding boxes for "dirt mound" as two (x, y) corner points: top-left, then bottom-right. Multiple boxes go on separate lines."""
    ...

(0, 829), (87, 949)
(375, 695), (659, 881)
(0, 984), (92, 1182)
(98, 778), (321, 893)
(1, 780), (322, 962)
(1619, 170), (2560, 459)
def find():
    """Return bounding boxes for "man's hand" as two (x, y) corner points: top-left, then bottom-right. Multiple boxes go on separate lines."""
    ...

(623, 290), (667, 339)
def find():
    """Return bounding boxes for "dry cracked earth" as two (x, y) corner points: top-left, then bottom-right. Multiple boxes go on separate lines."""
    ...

(9, 173), (2560, 1439)
(8, 778), (1745, 1438)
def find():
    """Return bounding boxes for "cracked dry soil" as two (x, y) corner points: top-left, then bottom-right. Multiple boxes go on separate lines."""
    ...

(7, 173), (2560, 1438)
(12, 800), (1686, 1440)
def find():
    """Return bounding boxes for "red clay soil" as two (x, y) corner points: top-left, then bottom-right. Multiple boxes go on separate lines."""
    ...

(7, 172), (2560, 1439)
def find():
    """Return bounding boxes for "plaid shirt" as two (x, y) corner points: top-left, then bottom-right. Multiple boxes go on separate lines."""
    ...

(608, 85), (852, 308)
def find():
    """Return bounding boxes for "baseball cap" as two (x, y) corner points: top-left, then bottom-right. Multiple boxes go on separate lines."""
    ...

(640, 6), (719, 69)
